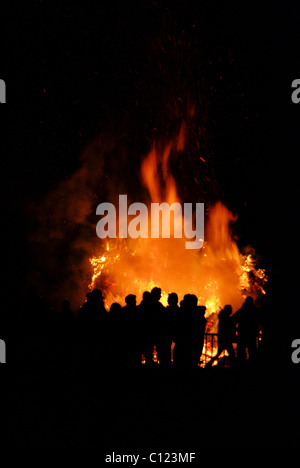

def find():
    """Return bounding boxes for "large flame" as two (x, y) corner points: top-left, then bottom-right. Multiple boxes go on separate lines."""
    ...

(89, 124), (267, 327)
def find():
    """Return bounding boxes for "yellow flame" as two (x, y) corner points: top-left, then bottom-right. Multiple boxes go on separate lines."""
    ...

(88, 128), (267, 316)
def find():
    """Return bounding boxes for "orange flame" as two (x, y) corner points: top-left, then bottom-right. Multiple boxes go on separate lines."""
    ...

(89, 125), (267, 324)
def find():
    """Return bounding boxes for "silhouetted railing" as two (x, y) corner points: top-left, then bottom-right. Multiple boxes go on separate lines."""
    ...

(200, 333), (219, 367)
(141, 331), (263, 366)
(200, 331), (263, 367)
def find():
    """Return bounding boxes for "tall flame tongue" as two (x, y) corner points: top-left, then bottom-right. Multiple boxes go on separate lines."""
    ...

(89, 125), (266, 324)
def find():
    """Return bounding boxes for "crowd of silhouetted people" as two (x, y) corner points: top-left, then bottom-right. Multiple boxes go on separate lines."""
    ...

(18, 285), (262, 370)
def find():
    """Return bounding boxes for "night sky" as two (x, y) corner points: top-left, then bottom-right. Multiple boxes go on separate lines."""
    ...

(3, 1), (300, 310)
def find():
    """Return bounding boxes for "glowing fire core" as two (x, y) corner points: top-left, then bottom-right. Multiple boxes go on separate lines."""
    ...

(89, 128), (267, 328)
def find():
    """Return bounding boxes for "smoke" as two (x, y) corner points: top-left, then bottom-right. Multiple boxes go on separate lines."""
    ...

(26, 136), (121, 310)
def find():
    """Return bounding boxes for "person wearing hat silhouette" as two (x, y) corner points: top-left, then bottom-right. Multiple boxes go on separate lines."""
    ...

(78, 288), (107, 341)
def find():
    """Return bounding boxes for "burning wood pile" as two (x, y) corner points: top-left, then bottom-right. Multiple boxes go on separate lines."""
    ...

(89, 124), (267, 328)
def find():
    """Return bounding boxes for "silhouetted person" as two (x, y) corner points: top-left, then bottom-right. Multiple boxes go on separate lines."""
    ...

(173, 297), (185, 367)
(233, 296), (258, 362)
(174, 294), (206, 368)
(159, 292), (180, 366)
(166, 293), (180, 344)
(206, 305), (235, 367)
(138, 291), (154, 366)
(156, 297), (173, 368)
(108, 302), (124, 367)
(150, 287), (166, 365)
(122, 294), (140, 367)
(122, 294), (137, 324)
(78, 288), (108, 355)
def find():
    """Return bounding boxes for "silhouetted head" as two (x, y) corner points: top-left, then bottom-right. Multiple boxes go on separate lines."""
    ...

(151, 287), (161, 302)
(190, 294), (198, 308)
(125, 294), (136, 306)
(86, 292), (93, 302)
(61, 300), (70, 311)
(142, 291), (151, 304)
(223, 304), (232, 316)
(181, 294), (190, 309)
(168, 292), (178, 306)
(110, 302), (122, 315)
(182, 294), (198, 308)
(91, 288), (105, 300)
(244, 296), (254, 306)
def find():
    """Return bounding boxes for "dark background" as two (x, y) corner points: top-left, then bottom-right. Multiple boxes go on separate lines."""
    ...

(2, 0), (300, 448)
